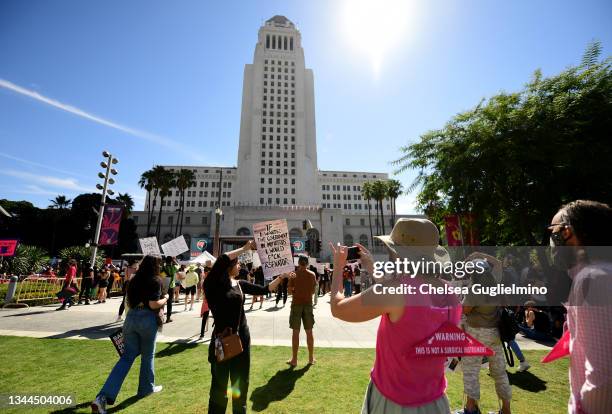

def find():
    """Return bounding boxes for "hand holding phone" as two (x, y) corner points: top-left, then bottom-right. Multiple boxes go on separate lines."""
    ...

(346, 246), (361, 261)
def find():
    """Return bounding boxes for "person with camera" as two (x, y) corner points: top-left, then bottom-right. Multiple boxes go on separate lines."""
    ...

(204, 240), (293, 414)
(330, 218), (462, 414)
(91, 255), (168, 414)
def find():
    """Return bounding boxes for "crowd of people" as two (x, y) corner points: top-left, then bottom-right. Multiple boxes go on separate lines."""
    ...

(33, 199), (612, 414)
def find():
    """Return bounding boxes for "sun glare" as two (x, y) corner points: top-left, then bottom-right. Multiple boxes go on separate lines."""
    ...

(341, 0), (414, 77)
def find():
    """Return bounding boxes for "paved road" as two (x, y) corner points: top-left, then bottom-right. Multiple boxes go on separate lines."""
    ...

(0, 293), (552, 350)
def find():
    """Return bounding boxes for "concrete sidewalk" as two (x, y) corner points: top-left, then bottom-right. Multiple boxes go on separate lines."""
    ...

(0, 293), (552, 350)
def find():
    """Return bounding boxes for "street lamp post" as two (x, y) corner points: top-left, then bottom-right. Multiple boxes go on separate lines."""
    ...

(90, 151), (118, 266)
(213, 168), (223, 256)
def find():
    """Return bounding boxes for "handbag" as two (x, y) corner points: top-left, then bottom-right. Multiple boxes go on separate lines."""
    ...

(214, 284), (244, 362)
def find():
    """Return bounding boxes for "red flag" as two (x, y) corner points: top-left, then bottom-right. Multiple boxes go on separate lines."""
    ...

(410, 321), (495, 358)
(541, 330), (570, 363)
(444, 215), (463, 246)
(0, 240), (19, 257)
(461, 213), (480, 246)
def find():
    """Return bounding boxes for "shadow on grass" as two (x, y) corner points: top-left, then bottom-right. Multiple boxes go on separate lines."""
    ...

(44, 322), (122, 340)
(507, 370), (547, 392)
(155, 342), (199, 358)
(250, 365), (311, 411)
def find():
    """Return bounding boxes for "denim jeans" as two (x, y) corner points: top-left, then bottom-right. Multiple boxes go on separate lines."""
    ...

(508, 339), (525, 362)
(98, 308), (158, 404)
(343, 280), (352, 297)
(519, 324), (551, 341)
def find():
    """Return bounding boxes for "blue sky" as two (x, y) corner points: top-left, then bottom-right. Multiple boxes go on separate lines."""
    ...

(1, 0), (611, 212)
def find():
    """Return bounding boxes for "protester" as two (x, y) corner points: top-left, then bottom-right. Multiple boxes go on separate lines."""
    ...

(519, 300), (551, 341)
(342, 265), (353, 297)
(183, 266), (199, 312)
(118, 259), (139, 321)
(461, 257), (512, 414)
(354, 265), (362, 294)
(78, 262), (94, 305)
(175, 264), (186, 304)
(97, 269), (110, 304)
(275, 276), (288, 308)
(199, 276), (210, 340)
(56, 259), (78, 311)
(204, 240), (291, 413)
(287, 255), (317, 366)
(161, 256), (177, 323)
(91, 255), (168, 414)
(249, 266), (265, 310)
(318, 267), (328, 296)
(330, 218), (462, 413)
(548, 200), (612, 413)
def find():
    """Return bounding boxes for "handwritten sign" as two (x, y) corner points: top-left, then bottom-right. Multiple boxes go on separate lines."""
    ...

(411, 322), (494, 358)
(161, 236), (189, 257)
(109, 328), (125, 356)
(253, 219), (294, 280)
(139, 237), (161, 256)
(238, 250), (253, 264)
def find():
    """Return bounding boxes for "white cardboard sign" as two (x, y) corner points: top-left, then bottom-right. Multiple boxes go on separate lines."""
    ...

(253, 219), (294, 280)
(161, 236), (189, 257)
(139, 237), (161, 257)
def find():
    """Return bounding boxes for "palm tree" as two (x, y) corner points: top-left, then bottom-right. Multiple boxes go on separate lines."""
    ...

(174, 169), (197, 236)
(139, 170), (155, 234)
(371, 180), (388, 235)
(49, 195), (72, 209)
(361, 182), (374, 248)
(386, 179), (403, 225)
(115, 193), (134, 217)
(155, 168), (175, 239)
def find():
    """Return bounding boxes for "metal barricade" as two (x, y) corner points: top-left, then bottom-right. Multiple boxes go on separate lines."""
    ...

(14, 276), (124, 305)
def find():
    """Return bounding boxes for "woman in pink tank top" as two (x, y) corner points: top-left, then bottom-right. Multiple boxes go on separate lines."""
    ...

(330, 218), (462, 414)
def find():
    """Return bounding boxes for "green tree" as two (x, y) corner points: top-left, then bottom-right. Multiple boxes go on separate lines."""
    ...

(394, 41), (612, 245)
(115, 193), (134, 216)
(49, 195), (72, 209)
(139, 169), (155, 235)
(154, 168), (175, 240)
(386, 179), (403, 225)
(4, 245), (49, 275)
(361, 182), (374, 247)
(370, 180), (389, 235)
(174, 169), (197, 237)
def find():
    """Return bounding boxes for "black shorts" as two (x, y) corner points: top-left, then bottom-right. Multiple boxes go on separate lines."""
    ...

(98, 280), (109, 288)
(185, 285), (196, 295)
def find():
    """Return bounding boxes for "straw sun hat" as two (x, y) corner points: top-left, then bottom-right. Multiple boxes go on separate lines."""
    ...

(374, 218), (450, 263)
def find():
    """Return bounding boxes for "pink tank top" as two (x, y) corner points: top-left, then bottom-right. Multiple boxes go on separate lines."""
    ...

(370, 277), (462, 407)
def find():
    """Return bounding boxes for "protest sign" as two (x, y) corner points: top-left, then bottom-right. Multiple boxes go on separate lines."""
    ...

(0, 239), (19, 257)
(410, 322), (494, 358)
(161, 236), (189, 257)
(253, 219), (294, 280)
(109, 328), (125, 357)
(252, 252), (261, 268)
(139, 237), (161, 256)
(238, 250), (253, 264)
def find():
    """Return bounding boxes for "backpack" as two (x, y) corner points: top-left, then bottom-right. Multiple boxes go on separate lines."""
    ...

(498, 307), (520, 366)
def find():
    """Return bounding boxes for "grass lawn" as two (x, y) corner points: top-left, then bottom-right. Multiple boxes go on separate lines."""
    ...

(0, 336), (568, 413)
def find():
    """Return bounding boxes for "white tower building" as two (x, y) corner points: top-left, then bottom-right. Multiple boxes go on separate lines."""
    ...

(235, 15), (319, 207)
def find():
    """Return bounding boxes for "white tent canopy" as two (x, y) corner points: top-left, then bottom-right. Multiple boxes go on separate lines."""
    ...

(188, 251), (216, 265)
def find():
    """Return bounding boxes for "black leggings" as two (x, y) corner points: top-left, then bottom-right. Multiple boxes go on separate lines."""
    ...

(275, 281), (287, 305)
(208, 348), (250, 414)
(166, 288), (173, 321)
(200, 311), (210, 337)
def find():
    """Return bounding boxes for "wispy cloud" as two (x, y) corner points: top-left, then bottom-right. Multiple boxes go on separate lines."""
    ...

(1, 170), (93, 192)
(0, 78), (204, 161)
(0, 151), (90, 179)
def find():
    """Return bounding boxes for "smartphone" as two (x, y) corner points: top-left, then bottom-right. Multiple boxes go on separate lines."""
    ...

(346, 246), (360, 261)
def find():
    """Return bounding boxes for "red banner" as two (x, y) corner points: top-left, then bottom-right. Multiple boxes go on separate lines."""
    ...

(98, 205), (123, 246)
(411, 322), (494, 357)
(461, 213), (480, 246)
(444, 215), (463, 246)
(0, 240), (19, 257)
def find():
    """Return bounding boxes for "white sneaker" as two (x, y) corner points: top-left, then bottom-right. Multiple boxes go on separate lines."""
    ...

(153, 385), (163, 393)
(91, 395), (107, 414)
(518, 360), (531, 372)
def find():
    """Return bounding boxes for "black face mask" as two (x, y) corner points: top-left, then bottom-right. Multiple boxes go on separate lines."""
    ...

(550, 230), (575, 270)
